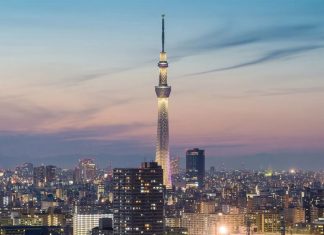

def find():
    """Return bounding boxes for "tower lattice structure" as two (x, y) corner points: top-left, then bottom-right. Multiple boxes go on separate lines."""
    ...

(155, 15), (172, 188)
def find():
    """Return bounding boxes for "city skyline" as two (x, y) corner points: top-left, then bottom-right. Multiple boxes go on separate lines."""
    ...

(0, 1), (324, 169)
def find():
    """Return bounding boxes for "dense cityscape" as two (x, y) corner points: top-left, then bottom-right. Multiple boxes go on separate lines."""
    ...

(0, 155), (323, 235)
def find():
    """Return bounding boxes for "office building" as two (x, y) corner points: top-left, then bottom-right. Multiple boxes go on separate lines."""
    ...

(185, 148), (205, 188)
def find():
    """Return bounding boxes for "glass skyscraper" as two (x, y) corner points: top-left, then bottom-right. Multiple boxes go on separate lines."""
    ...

(185, 148), (205, 189)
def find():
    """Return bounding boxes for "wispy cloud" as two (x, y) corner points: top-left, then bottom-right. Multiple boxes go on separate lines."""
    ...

(43, 68), (132, 88)
(70, 68), (133, 84)
(48, 58), (157, 87)
(174, 23), (323, 58)
(0, 96), (134, 132)
(47, 24), (324, 84)
(247, 87), (324, 97)
(184, 45), (323, 76)
(216, 86), (324, 99)
(172, 22), (324, 77)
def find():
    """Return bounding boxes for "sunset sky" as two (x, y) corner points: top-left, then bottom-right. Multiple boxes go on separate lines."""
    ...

(0, 0), (323, 169)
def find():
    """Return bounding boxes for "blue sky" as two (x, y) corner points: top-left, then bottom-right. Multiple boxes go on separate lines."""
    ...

(0, 1), (323, 169)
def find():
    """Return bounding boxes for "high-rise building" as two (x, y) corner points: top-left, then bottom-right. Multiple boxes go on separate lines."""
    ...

(165, 227), (188, 235)
(78, 159), (97, 183)
(0, 226), (64, 235)
(56, 188), (63, 199)
(97, 184), (105, 200)
(170, 157), (180, 176)
(197, 201), (215, 214)
(73, 205), (113, 235)
(181, 213), (217, 235)
(45, 165), (56, 184)
(16, 162), (33, 179)
(284, 207), (305, 225)
(181, 212), (244, 235)
(255, 213), (281, 233)
(185, 148), (205, 189)
(33, 166), (46, 187)
(155, 15), (172, 188)
(312, 218), (324, 235)
(74, 167), (82, 184)
(92, 218), (114, 235)
(113, 162), (164, 235)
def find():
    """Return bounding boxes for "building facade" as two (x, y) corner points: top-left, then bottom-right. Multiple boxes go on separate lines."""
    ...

(181, 213), (217, 235)
(113, 162), (164, 235)
(73, 205), (113, 235)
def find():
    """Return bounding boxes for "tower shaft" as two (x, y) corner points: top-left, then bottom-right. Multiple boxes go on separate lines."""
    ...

(155, 15), (172, 188)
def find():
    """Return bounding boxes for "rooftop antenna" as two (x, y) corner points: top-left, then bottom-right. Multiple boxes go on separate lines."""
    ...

(162, 14), (165, 52)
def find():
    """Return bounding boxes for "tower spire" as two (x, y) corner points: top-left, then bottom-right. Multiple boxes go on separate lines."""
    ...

(162, 14), (165, 52)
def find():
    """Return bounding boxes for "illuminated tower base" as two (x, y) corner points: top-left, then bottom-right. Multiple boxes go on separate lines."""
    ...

(156, 97), (171, 188)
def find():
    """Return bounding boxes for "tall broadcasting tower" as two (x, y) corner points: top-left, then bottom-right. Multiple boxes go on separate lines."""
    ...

(155, 15), (172, 188)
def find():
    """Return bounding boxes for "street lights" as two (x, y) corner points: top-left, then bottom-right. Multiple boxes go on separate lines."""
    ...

(218, 225), (229, 235)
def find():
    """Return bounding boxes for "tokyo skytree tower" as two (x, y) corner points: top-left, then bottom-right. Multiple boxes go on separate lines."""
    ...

(155, 15), (172, 188)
